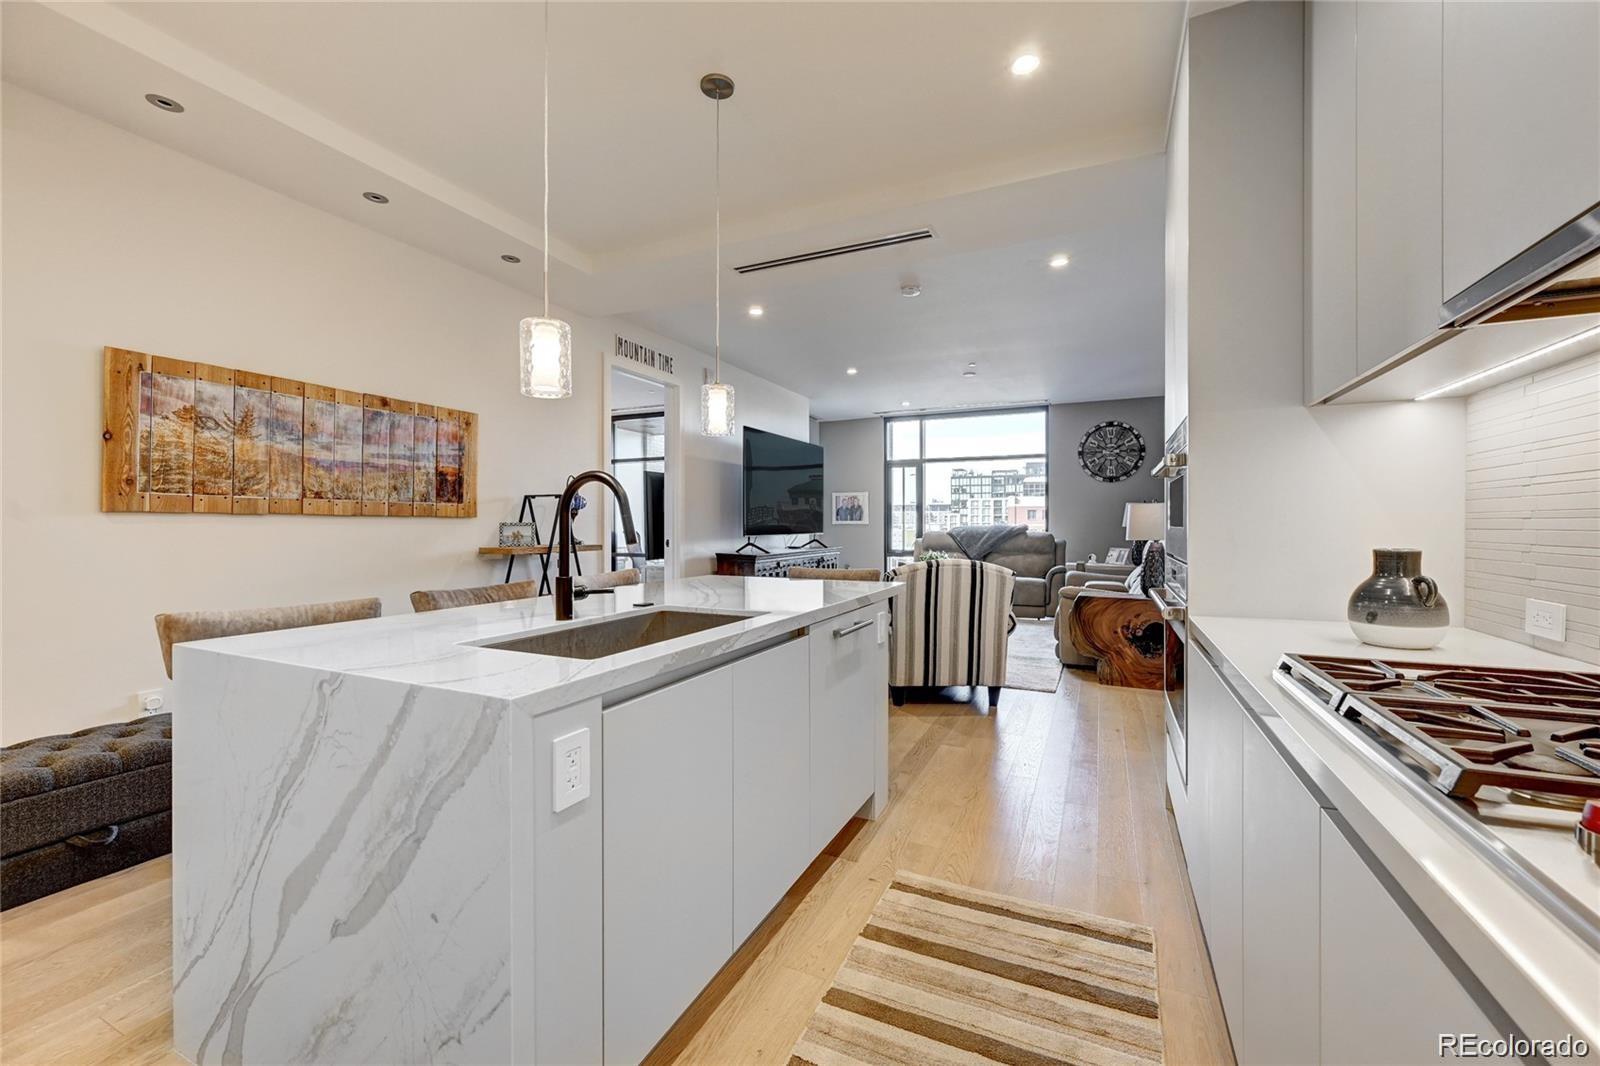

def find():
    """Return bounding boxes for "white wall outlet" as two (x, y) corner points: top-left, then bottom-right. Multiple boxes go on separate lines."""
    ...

(136, 689), (165, 715)
(1524, 598), (1567, 642)
(551, 727), (591, 813)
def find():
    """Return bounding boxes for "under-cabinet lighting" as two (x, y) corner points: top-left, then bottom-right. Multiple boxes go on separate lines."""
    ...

(1414, 323), (1600, 400)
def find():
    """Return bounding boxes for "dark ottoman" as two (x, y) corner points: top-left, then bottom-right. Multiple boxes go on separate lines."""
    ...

(1, 714), (172, 910)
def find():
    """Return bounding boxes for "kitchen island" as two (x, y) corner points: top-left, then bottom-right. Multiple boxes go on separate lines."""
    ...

(171, 575), (899, 1066)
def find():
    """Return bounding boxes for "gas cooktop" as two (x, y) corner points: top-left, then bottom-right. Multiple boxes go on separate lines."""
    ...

(1274, 652), (1600, 945)
(1278, 654), (1600, 804)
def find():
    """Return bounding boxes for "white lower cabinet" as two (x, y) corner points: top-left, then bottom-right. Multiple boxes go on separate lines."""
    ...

(732, 638), (812, 944)
(1241, 716), (1323, 1065)
(1181, 644), (1516, 1065)
(603, 666), (735, 1066)
(1319, 814), (1506, 1065)
(808, 605), (885, 852)
(1188, 649), (1244, 1035)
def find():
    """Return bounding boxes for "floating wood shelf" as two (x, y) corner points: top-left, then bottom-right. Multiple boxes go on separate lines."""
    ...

(478, 544), (602, 557)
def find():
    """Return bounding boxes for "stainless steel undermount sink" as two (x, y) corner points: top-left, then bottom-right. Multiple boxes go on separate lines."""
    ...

(480, 608), (759, 660)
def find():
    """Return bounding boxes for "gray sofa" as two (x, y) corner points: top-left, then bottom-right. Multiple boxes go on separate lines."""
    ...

(913, 529), (1067, 618)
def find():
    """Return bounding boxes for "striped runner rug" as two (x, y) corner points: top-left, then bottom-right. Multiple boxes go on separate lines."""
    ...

(789, 872), (1163, 1066)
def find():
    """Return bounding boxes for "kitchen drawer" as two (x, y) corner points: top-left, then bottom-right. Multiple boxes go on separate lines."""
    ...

(808, 604), (886, 852)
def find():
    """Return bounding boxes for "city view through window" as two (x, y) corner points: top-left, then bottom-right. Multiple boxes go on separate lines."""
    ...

(885, 408), (1048, 569)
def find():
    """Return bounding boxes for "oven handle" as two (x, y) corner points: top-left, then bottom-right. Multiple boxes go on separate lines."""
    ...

(1152, 452), (1188, 479)
(1148, 587), (1185, 622)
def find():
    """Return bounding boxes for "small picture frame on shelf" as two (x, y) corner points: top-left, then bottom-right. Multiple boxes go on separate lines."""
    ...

(831, 492), (868, 525)
(1105, 547), (1131, 565)
(498, 522), (538, 548)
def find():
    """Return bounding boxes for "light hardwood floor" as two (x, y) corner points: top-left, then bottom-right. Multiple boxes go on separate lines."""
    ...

(0, 671), (1233, 1066)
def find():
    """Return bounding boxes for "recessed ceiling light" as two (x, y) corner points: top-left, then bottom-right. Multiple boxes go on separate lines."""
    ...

(900, 284), (922, 298)
(144, 93), (184, 113)
(1049, 253), (1070, 269)
(962, 370), (977, 378)
(362, 191), (390, 204)
(1010, 54), (1041, 77)
(901, 400), (912, 407)
(748, 304), (764, 317)
(967, 361), (977, 368)
(846, 367), (858, 376)
(501, 253), (522, 264)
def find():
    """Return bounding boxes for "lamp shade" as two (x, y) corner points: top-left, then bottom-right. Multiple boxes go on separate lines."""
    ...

(1123, 501), (1164, 542)
(701, 381), (735, 437)
(520, 317), (572, 399)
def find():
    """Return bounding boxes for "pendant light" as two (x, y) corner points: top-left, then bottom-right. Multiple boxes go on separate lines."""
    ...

(520, 0), (572, 399)
(700, 73), (736, 437)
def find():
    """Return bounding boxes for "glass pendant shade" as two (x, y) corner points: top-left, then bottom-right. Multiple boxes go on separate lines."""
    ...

(701, 381), (735, 437)
(519, 316), (572, 399)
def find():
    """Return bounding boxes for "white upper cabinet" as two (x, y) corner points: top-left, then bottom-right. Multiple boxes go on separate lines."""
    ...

(1355, 1), (1443, 373)
(1442, 1), (1600, 302)
(1304, 0), (1600, 403)
(1304, 0), (1358, 402)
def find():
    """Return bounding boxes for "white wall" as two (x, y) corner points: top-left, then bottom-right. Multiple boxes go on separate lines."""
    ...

(0, 87), (802, 740)
(1181, 3), (1466, 621)
(1464, 351), (1599, 664)
(1048, 396), (1166, 561)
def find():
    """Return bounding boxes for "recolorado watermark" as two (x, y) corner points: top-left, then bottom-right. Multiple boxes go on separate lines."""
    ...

(1439, 1033), (1589, 1059)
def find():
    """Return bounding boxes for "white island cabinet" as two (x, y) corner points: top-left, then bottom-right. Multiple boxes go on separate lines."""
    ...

(171, 575), (898, 1066)
(603, 666), (735, 1066)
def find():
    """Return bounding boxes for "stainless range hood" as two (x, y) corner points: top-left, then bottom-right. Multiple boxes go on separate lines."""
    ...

(1325, 202), (1600, 403)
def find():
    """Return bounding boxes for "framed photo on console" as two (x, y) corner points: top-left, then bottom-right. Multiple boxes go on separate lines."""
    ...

(831, 492), (868, 525)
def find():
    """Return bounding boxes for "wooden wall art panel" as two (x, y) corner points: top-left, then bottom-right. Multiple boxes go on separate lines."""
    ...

(101, 347), (477, 517)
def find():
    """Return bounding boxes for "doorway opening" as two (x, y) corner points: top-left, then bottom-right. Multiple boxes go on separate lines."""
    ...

(608, 368), (673, 575)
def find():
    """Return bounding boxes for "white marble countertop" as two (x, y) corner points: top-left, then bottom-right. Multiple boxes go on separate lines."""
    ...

(175, 575), (899, 714)
(1189, 615), (1600, 1048)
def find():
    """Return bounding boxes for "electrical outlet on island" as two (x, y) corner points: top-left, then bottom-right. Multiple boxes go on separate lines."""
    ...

(551, 727), (591, 813)
(1524, 598), (1567, 642)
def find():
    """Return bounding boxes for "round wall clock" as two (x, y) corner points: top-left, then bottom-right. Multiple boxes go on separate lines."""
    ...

(1077, 421), (1146, 483)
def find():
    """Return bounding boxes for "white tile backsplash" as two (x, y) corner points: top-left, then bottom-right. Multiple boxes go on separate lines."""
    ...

(1464, 349), (1600, 664)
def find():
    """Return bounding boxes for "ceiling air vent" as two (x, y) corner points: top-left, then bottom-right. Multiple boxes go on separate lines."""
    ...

(733, 229), (936, 274)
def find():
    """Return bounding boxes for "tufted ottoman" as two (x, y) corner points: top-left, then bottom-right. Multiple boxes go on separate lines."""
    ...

(1, 715), (172, 909)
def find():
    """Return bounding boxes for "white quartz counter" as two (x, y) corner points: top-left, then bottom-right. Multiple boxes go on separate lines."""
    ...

(174, 574), (899, 715)
(1189, 615), (1600, 1049)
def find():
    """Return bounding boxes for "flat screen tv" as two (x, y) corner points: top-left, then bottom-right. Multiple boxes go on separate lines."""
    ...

(743, 427), (824, 536)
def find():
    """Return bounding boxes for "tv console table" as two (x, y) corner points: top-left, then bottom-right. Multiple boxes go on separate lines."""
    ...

(715, 546), (842, 578)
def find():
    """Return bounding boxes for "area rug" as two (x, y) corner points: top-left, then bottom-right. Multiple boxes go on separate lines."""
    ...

(1004, 619), (1065, 693)
(790, 872), (1162, 1065)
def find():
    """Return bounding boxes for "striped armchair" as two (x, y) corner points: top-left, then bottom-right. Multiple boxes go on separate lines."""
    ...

(887, 559), (1017, 709)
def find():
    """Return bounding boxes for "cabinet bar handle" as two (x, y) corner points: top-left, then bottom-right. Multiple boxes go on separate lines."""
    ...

(833, 619), (874, 638)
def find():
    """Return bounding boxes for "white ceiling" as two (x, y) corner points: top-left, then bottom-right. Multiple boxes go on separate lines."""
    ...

(2, 0), (1182, 419)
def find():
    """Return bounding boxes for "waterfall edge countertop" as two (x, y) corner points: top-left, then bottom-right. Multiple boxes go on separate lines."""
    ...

(172, 574), (901, 715)
(1189, 615), (1600, 1049)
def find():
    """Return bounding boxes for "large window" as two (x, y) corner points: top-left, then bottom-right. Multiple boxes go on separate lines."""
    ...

(884, 408), (1048, 570)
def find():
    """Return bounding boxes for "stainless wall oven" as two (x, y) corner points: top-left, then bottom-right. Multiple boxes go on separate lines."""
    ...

(1152, 420), (1189, 782)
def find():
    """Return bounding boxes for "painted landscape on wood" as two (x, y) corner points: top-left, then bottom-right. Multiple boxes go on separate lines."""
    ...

(414, 414), (437, 504)
(269, 392), (303, 500)
(389, 413), (414, 503)
(303, 399), (338, 499)
(101, 349), (473, 517)
(233, 387), (270, 498)
(194, 380), (234, 497)
(436, 416), (464, 504)
(137, 372), (153, 494)
(149, 373), (195, 496)
(363, 407), (389, 503)
(334, 402), (363, 499)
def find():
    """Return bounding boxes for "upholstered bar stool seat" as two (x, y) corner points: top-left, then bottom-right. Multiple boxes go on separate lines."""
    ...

(788, 567), (884, 582)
